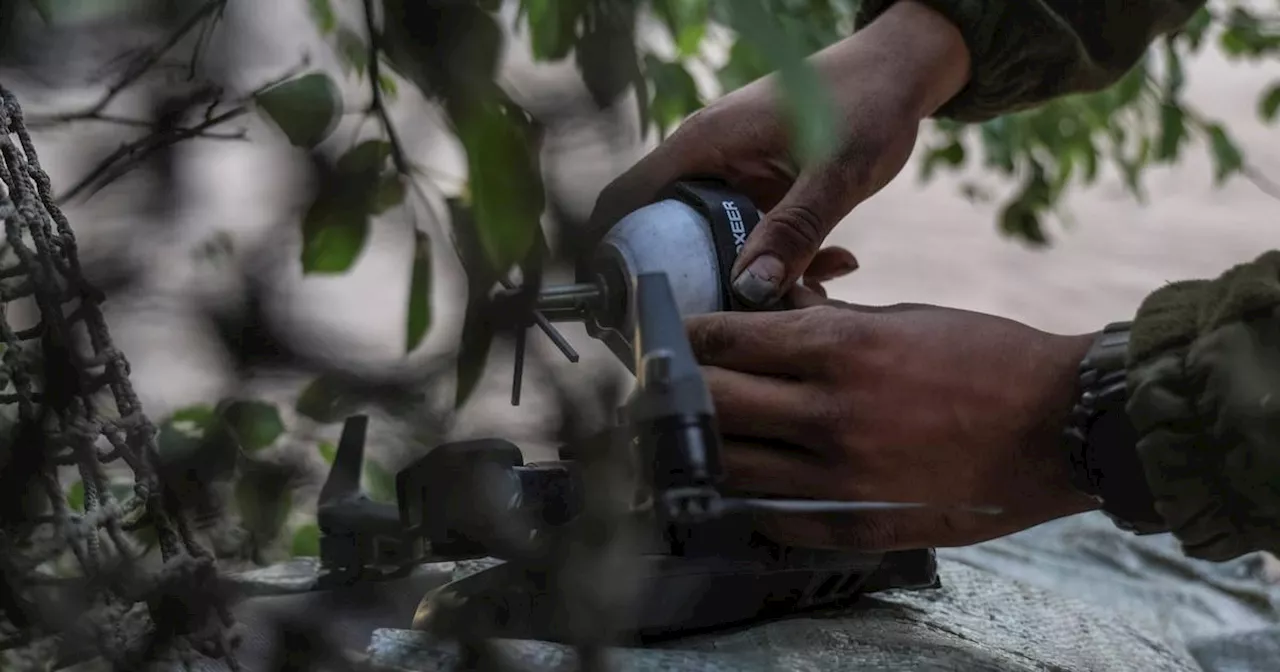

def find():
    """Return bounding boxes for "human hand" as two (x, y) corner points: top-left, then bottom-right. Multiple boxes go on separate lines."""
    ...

(685, 287), (1100, 551)
(589, 1), (970, 307)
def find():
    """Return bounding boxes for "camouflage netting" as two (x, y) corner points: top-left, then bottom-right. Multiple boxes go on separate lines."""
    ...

(0, 85), (237, 670)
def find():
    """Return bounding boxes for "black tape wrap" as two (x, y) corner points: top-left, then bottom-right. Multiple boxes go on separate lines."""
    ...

(661, 180), (763, 312)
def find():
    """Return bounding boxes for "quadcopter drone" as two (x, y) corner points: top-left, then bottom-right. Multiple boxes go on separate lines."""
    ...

(311, 180), (991, 644)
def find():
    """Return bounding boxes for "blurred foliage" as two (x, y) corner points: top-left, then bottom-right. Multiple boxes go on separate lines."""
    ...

(23, 0), (1280, 582)
(917, 5), (1280, 242)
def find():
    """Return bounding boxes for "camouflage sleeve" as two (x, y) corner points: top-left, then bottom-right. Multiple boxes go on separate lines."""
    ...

(1125, 251), (1280, 562)
(853, 0), (1207, 122)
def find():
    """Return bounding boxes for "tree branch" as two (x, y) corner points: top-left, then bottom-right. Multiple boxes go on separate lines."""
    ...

(55, 64), (306, 204)
(362, 0), (409, 176)
(1179, 100), (1280, 202)
(26, 111), (244, 139)
(188, 1), (228, 80)
(30, 0), (229, 126)
(56, 106), (249, 204)
(1242, 166), (1280, 200)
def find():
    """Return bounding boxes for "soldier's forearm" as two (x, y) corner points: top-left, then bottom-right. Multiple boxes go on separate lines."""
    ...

(853, 0), (1208, 122)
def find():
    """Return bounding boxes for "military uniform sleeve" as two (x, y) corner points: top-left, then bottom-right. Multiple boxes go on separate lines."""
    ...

(852, 0), (1207, 122)
(1124, 251), (1280, 562)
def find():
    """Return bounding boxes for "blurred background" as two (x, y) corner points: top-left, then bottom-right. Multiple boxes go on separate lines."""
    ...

(0, 0), (1276, 657)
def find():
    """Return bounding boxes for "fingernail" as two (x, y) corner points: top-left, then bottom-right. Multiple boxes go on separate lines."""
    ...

(733, 254), (785, 306)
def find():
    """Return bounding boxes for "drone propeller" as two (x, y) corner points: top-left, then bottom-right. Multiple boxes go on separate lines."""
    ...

(718, 498), (1004, 516)
(500, 279), (600, 406)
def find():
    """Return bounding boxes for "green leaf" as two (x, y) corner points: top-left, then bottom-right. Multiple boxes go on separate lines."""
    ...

(1260, 84), (1280, 123)
(717, 40), (772, 94)
(1207, 123), (1244, 185)
(1216, 9), (1280, 58)
(255, 73), (342, 149)
(1178, 7), (1212, 50)
(1118, 137), (1149, 198)
(978, 118), (1015, 174)
(299, 140), (392, 274)
(455, 304), (493, 409)
(318, 441), (337, 465)
(337, 139), (392, 175)
(379, 73), (399, 100)
(1112, 60), (1147, 107)
(303, 199), (373, 272)
(1050, 152), (1075, 198)
(308, 0), (337, 35)
(301, 201), (369, 273)
(66, 480), (84, 513)
(363, 459), (397, 503)
(1220, 29), (1250, 57)
(336, 27), (369, 77)
(1075, 135), (1100, 184)
(635, 66), (651, 140)
(291, 523), (321, 557)
(575, 1), (641, 109)
(1156, 102), (1186, 162)
(157, 405), (239, 481)
(406, 231), (432, 353)
(296, 376), (361, 423)
(1162, 41), (1184, 98)
(921, 140), (965, 180)
(451, 99), (543, 275)
(295, 374), (425, 422)
(221, 400), (285, 453)
(997, 160), (1052, 246)
(725, 0), (837, 165)
(522, 0), (585, 61)
(372, 173), (407, 215)
(998, 201), (1047, 246)
(381, 0), (503, 103)
(159, 405), (219, 449)
(446, 197), (498, 408)
(653, 0), (709, 57)
(645, 55), (701, 136)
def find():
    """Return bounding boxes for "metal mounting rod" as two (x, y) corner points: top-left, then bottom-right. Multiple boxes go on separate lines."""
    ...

(535, 283), (604, 322)
(505, 281), (595, 406)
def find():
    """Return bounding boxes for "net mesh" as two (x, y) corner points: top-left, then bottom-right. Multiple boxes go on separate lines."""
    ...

(0, 84), (237, 670)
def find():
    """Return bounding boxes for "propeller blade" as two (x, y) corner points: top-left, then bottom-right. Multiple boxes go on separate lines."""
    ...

(720, 498), (1003, 516)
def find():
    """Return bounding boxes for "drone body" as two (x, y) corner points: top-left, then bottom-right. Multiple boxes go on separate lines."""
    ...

(313, 181), (946, 644)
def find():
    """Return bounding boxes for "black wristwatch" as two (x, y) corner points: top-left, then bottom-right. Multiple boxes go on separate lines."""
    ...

(1063, 322), (1169, 535)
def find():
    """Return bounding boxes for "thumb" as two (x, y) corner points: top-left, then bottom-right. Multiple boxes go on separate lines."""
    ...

(730, 167), (857, 307)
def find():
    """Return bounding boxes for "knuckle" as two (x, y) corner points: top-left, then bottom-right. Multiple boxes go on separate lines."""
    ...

(806, 393), (849, 450)
(765, 204), (827, 254)
(670, 108), (723, 157)
(687, 314), (734, 361)
(799, 305), (858, 352)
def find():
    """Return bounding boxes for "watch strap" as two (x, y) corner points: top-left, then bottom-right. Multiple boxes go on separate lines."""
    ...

(1064, 322), (1169, 535)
